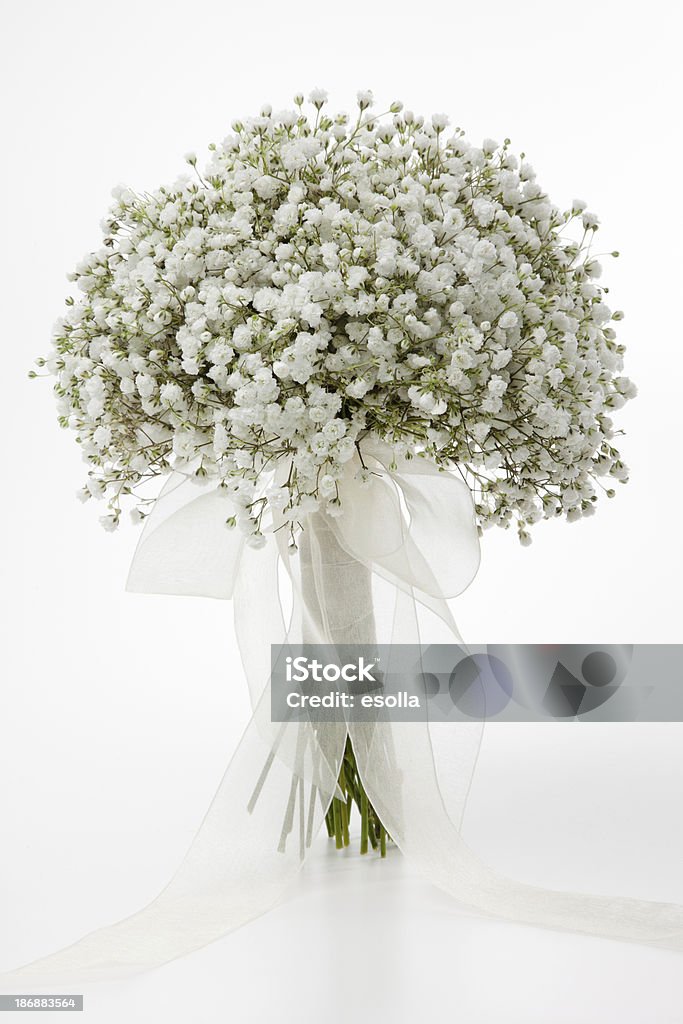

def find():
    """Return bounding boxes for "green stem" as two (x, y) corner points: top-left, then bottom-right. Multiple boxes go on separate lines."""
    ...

(324, 737), (391, 856)
(333, 795), (344, 850)
(360, 789), (369, 855)
(339, 761), (350, 847)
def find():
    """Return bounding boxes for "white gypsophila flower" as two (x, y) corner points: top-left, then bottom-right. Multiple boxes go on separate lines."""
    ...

(308, 88), (328, 107)
(42, 91), (634, 546)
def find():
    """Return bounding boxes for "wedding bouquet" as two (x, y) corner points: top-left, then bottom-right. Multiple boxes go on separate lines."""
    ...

(15, 87), (683, 989)
(37, 90), (634, 854)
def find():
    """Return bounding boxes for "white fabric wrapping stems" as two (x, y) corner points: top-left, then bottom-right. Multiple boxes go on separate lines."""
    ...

(3, 439), (683, 987)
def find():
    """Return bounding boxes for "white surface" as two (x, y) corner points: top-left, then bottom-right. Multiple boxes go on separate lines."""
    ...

(2, 0), (683, 1020)
(63, 840), (683, 1024)
(4, 727), (683, 1024)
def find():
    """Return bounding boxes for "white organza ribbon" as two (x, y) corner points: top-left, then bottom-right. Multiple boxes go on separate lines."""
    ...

(3, 439), (683, 987)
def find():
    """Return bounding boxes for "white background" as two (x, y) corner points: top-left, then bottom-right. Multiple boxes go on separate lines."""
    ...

(2, 1), (683, 1021)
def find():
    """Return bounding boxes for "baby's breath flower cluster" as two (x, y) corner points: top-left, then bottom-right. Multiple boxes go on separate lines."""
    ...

(40, 90), (634, 546)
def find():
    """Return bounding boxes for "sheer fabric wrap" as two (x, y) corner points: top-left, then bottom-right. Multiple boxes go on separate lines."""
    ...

(3, 438), (683, 986)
